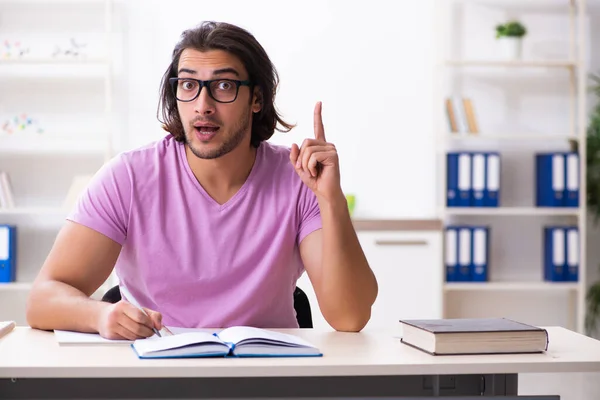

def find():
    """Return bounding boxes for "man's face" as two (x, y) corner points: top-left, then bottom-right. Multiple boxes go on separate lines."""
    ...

(175, 48), (260, 159)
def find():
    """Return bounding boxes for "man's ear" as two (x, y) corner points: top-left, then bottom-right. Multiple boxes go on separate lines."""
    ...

(252, 87), (262, 113)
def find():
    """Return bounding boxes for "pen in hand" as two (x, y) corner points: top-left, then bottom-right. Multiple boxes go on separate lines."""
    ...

(139, 307), (162, 337)
(118, 284), (163, 338)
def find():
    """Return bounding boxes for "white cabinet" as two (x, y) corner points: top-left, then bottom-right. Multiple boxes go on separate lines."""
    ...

(296, 229), (443, 331)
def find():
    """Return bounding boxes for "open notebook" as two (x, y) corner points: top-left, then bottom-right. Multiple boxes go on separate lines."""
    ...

(131, 326), (322, 359)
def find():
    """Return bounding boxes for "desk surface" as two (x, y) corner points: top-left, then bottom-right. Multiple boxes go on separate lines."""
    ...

(1, 326), (600, 378)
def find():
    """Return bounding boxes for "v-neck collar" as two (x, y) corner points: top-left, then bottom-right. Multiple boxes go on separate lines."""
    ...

(178, 141), (262, 212)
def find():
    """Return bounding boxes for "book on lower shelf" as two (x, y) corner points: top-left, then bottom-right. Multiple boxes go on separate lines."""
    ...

(399, 317), (549, 356)
(131, 326), (322, 359)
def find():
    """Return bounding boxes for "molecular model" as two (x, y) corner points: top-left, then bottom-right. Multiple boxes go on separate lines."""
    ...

(1, 114), (44, 135)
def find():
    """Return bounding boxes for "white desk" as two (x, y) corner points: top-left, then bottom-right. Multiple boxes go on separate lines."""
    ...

(0, 326), (599, 399)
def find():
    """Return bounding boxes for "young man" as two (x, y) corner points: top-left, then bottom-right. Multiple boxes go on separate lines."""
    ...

(26, 21), (378, 340)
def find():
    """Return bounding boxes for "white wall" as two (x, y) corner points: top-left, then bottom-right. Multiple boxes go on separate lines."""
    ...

(112, 0), (438, 219)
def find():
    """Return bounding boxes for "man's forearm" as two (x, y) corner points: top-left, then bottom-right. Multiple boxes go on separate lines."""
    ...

(26, 280), (108, 332)
(317, 192), (378, 332)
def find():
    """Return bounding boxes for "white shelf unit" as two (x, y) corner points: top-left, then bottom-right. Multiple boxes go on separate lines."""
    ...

(435, 0), (588, 333)
(0, 0), (116, 323)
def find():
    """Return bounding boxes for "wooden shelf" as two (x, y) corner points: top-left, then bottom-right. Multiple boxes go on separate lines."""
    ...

(444, 281), (579, 292)
(444, 207), (580, 216)
(449, 0), (578, 13)
(0, 0), (105, 4)
(0, 207), (68, 216)
(447, 133), (579, 141)
(444, 59), (578, 68)
(0, 60), (109, 79)
(0, 136), (107, 156)
(0, 282), (33, 291)
(0, 58), (108, 65)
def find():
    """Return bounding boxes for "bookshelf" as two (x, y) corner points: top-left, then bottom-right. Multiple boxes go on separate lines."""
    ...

(0, 0), (117, 322)
(435, 0), (588, 333)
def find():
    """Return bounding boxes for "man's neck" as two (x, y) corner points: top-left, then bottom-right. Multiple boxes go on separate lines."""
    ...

(185, 143), (258, 205)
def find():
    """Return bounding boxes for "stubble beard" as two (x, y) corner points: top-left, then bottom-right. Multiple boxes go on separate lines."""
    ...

(185, 109), (252, 160)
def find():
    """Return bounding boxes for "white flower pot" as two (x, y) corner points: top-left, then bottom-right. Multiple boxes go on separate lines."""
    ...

(498, 37), (523, 60)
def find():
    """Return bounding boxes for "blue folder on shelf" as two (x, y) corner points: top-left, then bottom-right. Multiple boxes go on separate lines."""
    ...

(447, 152), (471, 207)
(543, 226), (567, 282)
(484, 152), (500, 207)
(446, 225), (490, 282)
(536, 153), (565, 207)
(445, 226), (458, 282)
(457, 227), (472, 281)
(566, 226), (579, 282)
(565, 153), (579, 208)
(471, 226), (489, 282)
(0, 225), (16, 283)
(536, 152), (579, 207)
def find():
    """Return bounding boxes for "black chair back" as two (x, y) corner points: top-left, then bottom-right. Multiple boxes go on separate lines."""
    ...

(101, 285), (313, 328)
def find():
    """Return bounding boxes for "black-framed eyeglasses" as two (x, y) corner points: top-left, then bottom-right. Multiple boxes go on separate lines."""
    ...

(169, 77), (252, 103)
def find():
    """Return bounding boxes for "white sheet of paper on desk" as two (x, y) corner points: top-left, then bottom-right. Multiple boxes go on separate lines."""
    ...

(54, 330), (134, 345)
(54, 326), (191, 345)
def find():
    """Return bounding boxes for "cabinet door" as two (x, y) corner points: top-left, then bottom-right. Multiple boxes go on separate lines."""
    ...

(358, 231), (443, 332)
(296, 230), (443, 332)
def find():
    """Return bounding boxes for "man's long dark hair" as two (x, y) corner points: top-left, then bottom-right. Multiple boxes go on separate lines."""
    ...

(157, 21), (294, 147)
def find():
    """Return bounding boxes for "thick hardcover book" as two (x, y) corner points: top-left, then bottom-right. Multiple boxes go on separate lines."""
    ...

(399, 318), (549, 355)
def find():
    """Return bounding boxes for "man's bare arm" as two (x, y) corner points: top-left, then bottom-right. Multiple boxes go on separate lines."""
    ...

(300, 195), (378, 332)
(26, 221), (160, 339)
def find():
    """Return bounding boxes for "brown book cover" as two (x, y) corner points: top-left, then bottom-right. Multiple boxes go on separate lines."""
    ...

(445, 98), (458, 133)
(462, 98), (479, 134)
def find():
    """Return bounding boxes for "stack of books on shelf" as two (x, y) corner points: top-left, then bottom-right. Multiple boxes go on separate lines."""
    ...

(0, 172), (15, 209)
(0, 225), (16, 283)
(445, 97), (479, 135)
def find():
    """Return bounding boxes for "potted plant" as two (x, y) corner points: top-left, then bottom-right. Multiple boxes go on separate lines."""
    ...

(495, 20), (527, 60)
(585, 73), (600, 337)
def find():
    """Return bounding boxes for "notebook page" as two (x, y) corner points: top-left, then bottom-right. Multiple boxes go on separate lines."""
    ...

(133, 331), (226, 354)
(217, 326), (316, 348)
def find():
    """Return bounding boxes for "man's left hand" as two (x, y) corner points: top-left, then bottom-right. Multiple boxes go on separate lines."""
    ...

(290, 101), (343, 203)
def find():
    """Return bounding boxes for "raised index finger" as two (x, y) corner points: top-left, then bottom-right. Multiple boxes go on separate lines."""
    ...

(313, 101), (326, 142)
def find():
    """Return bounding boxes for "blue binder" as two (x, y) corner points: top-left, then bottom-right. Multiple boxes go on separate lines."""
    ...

(543, 226), (565, 282)
(565, 152), (579, 208)
(536, 153), (565, 207)
(471, 226), (489, 282)
(0, 225), (16, 283)
(447, 153), (459, 207)
(471, 153), (486, 207)
(445, 226), (459, 282)
(457, 227), (472, 281)
(447, 152), (471, 207)
(565, 226), (579, 281)
(484, 152), (500, 207)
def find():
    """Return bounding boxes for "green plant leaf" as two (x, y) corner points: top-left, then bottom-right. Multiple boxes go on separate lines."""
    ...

(496, 20), (527, 38)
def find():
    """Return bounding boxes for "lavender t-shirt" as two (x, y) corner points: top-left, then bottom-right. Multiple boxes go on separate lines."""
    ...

(67, 134), (322, 328)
